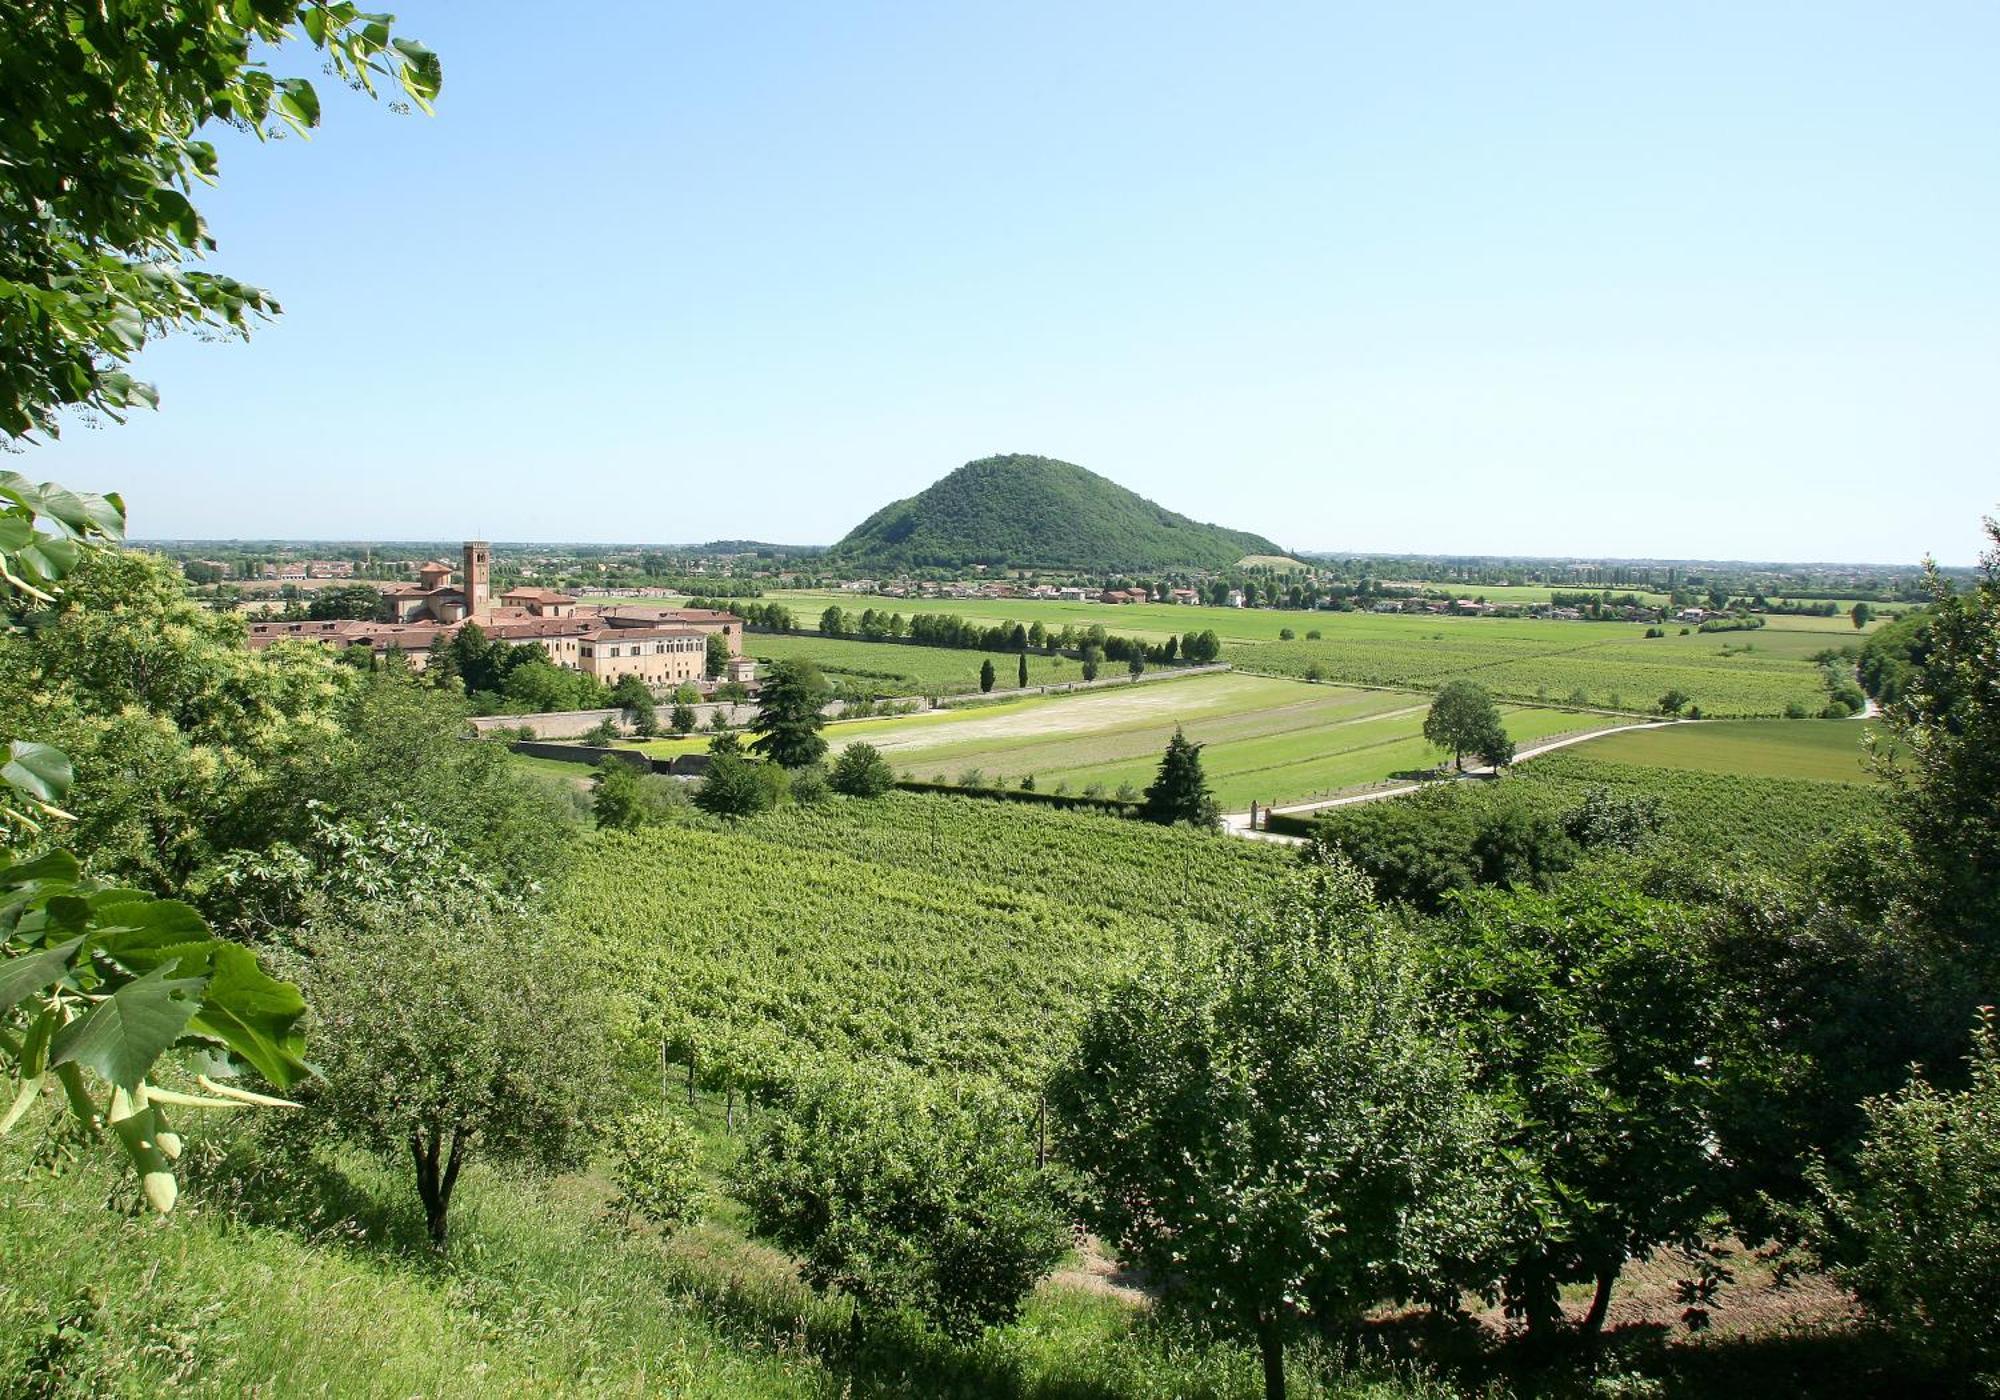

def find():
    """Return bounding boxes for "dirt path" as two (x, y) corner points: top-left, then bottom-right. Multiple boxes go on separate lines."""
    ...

(1221, 719), (1683, 844)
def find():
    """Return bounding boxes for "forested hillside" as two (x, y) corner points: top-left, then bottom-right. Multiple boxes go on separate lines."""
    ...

(829, 454), (1285, 571)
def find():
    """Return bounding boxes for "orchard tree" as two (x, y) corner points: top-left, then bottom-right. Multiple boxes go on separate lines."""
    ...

(737, 1066), (1068, 1343)
(1423, 680), (1506, 771)
(749, 659), (830, 768)
(1052, 853), (1498, 1400)
(1437, 881), (1723, 1342)
(1, 3), (440, 440)
(1141, 726), (1218, 829)
(305, 900), (607, 1246)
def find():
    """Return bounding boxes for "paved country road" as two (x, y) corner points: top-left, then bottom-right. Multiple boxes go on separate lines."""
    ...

(1220, 719), (1684, 845)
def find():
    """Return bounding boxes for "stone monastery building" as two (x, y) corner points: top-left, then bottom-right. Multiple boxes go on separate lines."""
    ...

(245, 541), (754, 694)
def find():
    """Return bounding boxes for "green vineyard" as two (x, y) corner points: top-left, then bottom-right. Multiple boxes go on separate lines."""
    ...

(557, 794), (1293, 1097)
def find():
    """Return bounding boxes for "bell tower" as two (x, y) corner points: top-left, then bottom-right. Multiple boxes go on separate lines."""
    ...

(463, 540), (491, 621)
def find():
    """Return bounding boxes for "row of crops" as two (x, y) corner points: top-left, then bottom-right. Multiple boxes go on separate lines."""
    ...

(556, 794), (1293, 1097)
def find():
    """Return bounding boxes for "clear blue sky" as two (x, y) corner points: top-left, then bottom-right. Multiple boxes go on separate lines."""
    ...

(32, 2), (2000, 563)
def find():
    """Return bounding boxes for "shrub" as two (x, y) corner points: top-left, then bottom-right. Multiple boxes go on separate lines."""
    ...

(1305, 628), (1322, 640)
(788, 763), (830, 807)
(1278, 627), (1295, 640)
(736, 1067), (1068, 1342)
(606, 1106), (706, 1235)
(1813, 1010), (2000, 1386)
(693, 750), (775, 818)
(583, 717), (621, 746)
(828, 742), (895, 798)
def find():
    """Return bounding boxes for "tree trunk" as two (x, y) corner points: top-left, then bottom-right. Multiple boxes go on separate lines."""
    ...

(411, 1124), (468, 1248)
(1256, 1314), (1285, 1400)
(1579, 1264), (1618, 1338)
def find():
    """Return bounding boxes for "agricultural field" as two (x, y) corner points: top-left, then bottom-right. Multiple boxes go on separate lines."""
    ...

(629, 671), (1623, 809)
(747, 630), (1080, 695)
(557, 794), (1294, 1095)
(1574, 718), (1881, 784)
(764, 590), (1867, 716)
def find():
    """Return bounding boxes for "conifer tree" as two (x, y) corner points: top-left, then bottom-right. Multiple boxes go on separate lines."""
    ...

(1142, 726), (1219, 828)
(1017, 653), (1028, 688)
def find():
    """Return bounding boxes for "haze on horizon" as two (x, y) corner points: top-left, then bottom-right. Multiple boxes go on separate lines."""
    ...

(27, 2), (2000, 567)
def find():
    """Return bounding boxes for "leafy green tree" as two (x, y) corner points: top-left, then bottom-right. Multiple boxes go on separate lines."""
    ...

(1127, 653), (1145, 677)
(1437, 881), (1722, 1341)
(737, 1066), (1068, 1342)
(303, 901), (607, 1246)
(828, 742), (895, 798)
(1423, 680), (1504, 771)
(610, 674), (658, 736)
(592, 758), (649, 832)
(1809, 1009), (2000, 1385)
(818, 605), (847, 638)
(749, 659), (829, 769)
(0, 3), (439, 440)
(693, 747), (774, 818)
(979, 658), (996, 693)
(304, 583), (382, 621)
(1079, 647), (1100, 682)
(0, 549), (349, 888)
(1850, 601), (1874, 629)
(1878, 517), (2000, 969)
(670, 702), (697, 735)
(1051, 854), (1498, 1400)
(1658, 687), (1692, 716)
(606, 1105), (706, 1236)
(1141, 726), (1218, 829)
(705, 631), (731, 679)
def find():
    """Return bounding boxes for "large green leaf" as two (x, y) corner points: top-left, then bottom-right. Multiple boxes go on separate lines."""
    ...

(0, 850), (81, 892)
(1, 741), (72, 804)
(185, 943), (309, 1089)
(0, 935), (83, 1015)
(49, 963), (207, 1092)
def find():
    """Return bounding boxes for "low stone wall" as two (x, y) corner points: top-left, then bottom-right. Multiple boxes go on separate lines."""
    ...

(471, 708), (626, 740)
(505, 742), (709, 778)
(509, 740), (650, 770)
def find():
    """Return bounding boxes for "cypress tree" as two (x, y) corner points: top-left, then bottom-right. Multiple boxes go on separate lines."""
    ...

(1142, 726), (1219, 828)
(1017, 653), (1028, 688)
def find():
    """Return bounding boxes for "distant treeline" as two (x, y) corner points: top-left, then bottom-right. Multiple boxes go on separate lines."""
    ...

(702, 598), (1224, 666)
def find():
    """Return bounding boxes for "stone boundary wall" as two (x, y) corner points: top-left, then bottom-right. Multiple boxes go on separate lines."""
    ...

(506, 742), (711, 777)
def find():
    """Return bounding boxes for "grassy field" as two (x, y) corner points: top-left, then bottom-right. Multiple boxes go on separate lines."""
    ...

(1563, 718), (1882, 784)
(761, 591), (1865, 716)
(629, 671), (1620, 809)
(747, 631), (1082, 695)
